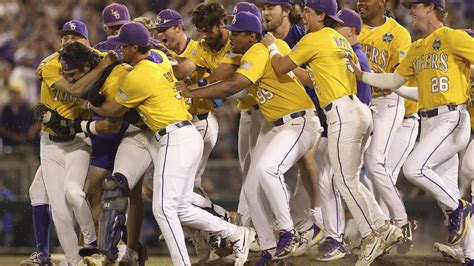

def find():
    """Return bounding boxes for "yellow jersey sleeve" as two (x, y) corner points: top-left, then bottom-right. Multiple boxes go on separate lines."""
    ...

(287, 34), (317, 67)
(236, 44), (268, 84)
(101, 63), (132, 101)
(236, 40), (314, 122)
(451, 29), (474, 64)
(41, 56), (63, 88)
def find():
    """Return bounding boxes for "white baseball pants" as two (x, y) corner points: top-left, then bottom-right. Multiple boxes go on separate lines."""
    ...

(364, 93), (407, 226)
(150, 124), (237, 266)
(404, 108), (471, 211)
(237, 109), (264, 226)
(192, 112), (218, 196)
(243, 110), (321, 250)
(29, 167), (48, 206)
(317, 137), (345, 241)
(326, 96), (387, 238)
(40, 132), (95, 265)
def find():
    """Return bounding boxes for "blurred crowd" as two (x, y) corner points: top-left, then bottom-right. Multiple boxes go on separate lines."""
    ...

(0, 0), (472, 154)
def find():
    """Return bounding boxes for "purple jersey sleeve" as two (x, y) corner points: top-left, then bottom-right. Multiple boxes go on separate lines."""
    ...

(352, 43), (372, 106)
(94, 37), (123, 61)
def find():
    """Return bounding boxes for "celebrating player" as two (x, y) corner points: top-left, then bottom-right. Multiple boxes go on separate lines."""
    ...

(262, 0), (404, 264)
(351, 0), (474, 263)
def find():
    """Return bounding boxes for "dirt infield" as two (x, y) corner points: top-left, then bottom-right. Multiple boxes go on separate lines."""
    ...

(1, 253), (461, 266)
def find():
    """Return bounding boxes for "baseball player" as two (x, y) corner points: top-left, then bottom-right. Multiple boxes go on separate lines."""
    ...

(351, 0), (474, 263)
(357, 0), (412, 242)
(309, 8), (373, 261)
(226, 1), (266, 232)
(262, 0), (404, 264)
(86, 4), (149, 264)
(153, 8), (230, 220)
(259, 0), (324, 245)
(176, 11), (322, 263)
(33, 20), (118, 265)
(84, 22), (253, 266)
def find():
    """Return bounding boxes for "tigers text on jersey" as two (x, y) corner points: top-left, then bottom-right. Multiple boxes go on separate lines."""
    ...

(236, 39), (314, 122)
(396, 27), (474, 110)
(288, 27), (357, 108)
(114, 50), (191, 132)
(359, 17), (412, 98)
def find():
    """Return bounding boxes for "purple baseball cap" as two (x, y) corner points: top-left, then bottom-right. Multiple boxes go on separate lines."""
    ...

(109, 22), (150, 46)
(102, 3), (131, 27)
(401, 0), (445, 9)
(225, 12), (262, 35)
(231, 2), (262, 22)
(337, 8), (362, 34)
(258, 0), (294, 8)
(59, 20), (89, 39)
(153, 9), (184, 28)
(304, 0), (343, 24)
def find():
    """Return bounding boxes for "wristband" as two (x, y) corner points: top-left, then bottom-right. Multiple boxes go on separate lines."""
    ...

(268, 43), (280, 58)
(81, 120), (98, 135)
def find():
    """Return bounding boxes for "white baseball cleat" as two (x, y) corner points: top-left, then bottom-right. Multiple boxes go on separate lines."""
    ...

(377, 223), (404, 255)
(293, 224), (324, 256)
(434, 242), (465, 263)
(230, 226), (256, 266)
(355, 233), (384, 266)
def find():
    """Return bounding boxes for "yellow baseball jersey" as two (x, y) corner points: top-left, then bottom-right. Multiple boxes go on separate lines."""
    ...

(114, 49), (191, 132)
(173, 37), (213, 115)
(40, 53), (87, 134)
(236, 39), (314, 122)
(360, 17), (411, 97)
(190, 38), (258, 112)
(100, 63), (133, 101)
(288, 27), (357, 108)
(396, 27), (474, 110)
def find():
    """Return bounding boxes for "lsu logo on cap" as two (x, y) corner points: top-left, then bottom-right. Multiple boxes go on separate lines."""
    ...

(111, 9), (121, 19)
(231, 16), (237, 25)
(68, 22), (77, 30)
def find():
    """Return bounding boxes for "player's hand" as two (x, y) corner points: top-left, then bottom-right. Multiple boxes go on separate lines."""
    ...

(36, 52), (59, 80)
(98, 51), (119, 68)
(348, 57), (363, 80)
(33, 104), (80, 136)
(371, 64), (386, 74)
(261, 33), (276, 47)
(174, 80), (192, 98)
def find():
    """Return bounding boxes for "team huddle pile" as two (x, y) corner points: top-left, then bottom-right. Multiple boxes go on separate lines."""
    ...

(20, 0), (474, 265)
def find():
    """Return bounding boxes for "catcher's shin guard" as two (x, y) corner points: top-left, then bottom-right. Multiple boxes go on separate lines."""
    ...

(98, 173), (130, 261)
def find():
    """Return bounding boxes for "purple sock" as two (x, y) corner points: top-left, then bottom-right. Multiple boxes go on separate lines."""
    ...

(32, 204), (51, 255)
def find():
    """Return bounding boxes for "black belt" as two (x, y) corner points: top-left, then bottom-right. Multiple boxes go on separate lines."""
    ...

(157, 121), (192, 136)
(246, 104), (260, 115)
(420, 105), (461, 118)
(49, 134), (75, 143)
(196, 112), (209, 120)
(273, 111), (306, 126)
(323, 95), (354, 112)
(404, 114), (417, 119)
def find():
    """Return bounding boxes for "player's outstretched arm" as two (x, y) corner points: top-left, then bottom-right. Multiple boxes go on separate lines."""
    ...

(349, 58), (407, 90)
(175, 72), (251, 99)
(261, 33), (298, 76)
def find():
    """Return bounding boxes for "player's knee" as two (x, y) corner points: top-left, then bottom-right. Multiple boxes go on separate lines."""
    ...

(403, 160), (421, 181)
(152, 200), (177, 221)
(64, 182), (86, 206)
